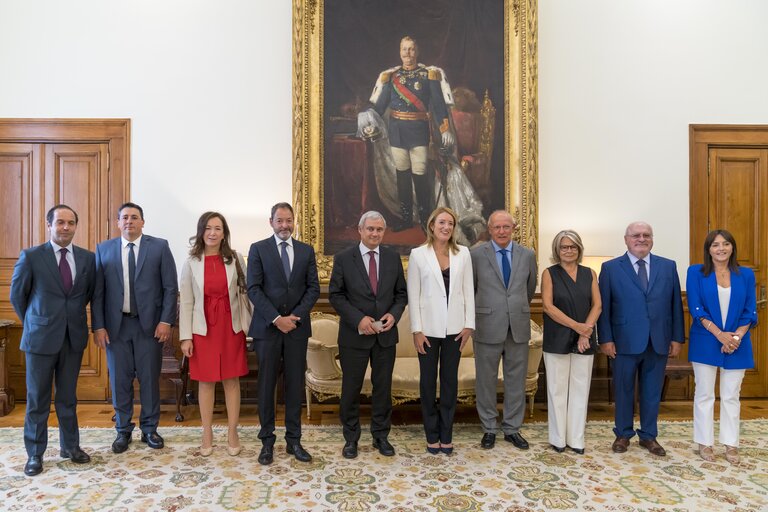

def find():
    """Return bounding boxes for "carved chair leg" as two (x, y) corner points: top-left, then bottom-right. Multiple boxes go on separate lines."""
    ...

(305, 386), (312, 419)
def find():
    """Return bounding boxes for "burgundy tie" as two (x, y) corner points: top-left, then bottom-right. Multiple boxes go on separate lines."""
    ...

(368, 251), (378, 295)
(59, 247), (73, 294)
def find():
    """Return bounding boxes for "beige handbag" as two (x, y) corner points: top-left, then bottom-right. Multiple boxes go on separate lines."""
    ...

(234, 254), (253, 335)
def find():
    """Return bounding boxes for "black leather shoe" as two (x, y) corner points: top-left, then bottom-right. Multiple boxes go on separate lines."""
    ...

(342, 441), (358, 459)
(141, 431), (164, 449)
(372, 437), (395, 456)
(480, 433), (496, 449)
(24, 455), (43, 476)
(286, 443), (312, 462)
(568, 446), (585, 455)
(504, 432), (529, 450)
(258, 445), (274, 465)
(551, 444), (566, 453)
(60, 446), (91, 464)
(112, 432), (132, 454)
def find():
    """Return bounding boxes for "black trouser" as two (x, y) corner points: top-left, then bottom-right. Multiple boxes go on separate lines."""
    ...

(254, 333), (308, 446)
(339, 342), (396, 443)
(419, 334), (462, 444)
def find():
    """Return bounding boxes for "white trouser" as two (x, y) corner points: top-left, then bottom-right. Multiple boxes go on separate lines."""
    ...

(692, 362), (745, 447)
(391, 146), (428, 175)
(543, 352), (594, 449)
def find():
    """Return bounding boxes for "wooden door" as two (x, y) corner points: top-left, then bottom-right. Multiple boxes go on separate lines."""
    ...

(707, 147), (768, 397)
(0, 119), (130, 404)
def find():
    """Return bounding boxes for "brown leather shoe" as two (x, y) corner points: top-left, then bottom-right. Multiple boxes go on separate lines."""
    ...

(612, 437), (630, 453)
(638, 438), (666, 456)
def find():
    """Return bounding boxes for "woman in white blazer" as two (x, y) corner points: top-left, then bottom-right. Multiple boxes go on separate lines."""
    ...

(408, 207), (475, 454)
(179, 212), (249, 457)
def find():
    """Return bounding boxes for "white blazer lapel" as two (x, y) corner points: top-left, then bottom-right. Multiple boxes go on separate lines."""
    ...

(426, 247), (446, 295)
(191, 256), (205, 289)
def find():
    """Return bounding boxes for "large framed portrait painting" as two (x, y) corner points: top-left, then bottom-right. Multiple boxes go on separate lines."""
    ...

(293, 0), (538, 279)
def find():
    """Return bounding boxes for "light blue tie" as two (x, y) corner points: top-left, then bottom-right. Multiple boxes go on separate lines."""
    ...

(500, 248), (511, 288)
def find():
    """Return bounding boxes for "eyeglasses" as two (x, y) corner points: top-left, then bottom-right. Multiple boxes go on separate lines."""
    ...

(559, 245), (578, 252)
(628, 233), (653, 240)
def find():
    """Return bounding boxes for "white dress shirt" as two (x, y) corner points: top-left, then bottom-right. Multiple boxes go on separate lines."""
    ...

(359, 242), (380, 280)
(122, 235), (142, 313)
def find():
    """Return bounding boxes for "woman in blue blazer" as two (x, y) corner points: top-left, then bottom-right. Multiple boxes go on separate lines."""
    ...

(687, 229), (757, 464)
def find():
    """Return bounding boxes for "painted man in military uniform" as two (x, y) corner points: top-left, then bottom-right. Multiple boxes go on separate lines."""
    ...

(368, 36), (455, 231)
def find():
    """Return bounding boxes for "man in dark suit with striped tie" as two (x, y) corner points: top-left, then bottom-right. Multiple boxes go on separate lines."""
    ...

(10, 205), (97, 476)
(328, 211), (408, 459)
(247, 202), (320, 465)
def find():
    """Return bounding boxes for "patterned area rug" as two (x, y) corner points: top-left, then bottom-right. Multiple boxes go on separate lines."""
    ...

(0, 421), (767, 511)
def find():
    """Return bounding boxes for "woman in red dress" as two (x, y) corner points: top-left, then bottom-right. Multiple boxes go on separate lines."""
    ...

(179, 212), (249, 456)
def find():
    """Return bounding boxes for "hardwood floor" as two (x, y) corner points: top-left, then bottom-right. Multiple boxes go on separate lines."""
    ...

(2, 399), (767, 429)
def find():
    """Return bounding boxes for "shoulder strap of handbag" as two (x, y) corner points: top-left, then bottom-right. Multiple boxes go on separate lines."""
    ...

(233, 252), (247, 291)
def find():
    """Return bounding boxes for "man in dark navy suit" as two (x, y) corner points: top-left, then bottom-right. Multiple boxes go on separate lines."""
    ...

(598, 221), (684, 457)
(247, 202), (320, 465)
(92, 202), (178, 454)
(10, 205), (96, 476)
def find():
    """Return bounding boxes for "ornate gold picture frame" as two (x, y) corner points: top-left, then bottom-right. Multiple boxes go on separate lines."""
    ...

(293, 0), (538, 281)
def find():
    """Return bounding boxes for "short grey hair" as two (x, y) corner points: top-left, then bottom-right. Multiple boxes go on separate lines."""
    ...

(550, 230), (584, 264)
(625, 221), (653, 237)
(358, 210), (387, 229)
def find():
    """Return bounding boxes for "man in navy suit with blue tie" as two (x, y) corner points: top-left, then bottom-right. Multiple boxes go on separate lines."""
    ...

(247, 202), (320, 465)
(598, 221), (684, 456)
(92, 202), (178, 454)
(10, 205), (96, 476)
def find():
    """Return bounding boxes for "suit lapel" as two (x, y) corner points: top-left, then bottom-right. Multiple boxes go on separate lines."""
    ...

(191, 256), (205, 289)
(267, 238), (290, 285)
(426, 247), (446, 295)
(112, 238), (125, 293)
(646, 254), (660, 293)
(288, 240), (303, 285)
(702, 270), (723, 327)
(619, 254), (645, 293)
(43, 243), (66, 293)
(72, 246), (87, 292)
(135, 235), (149, 277)
(483, 243), (504, 286)
(509, 243), (524, 290)
(354, 248), (375, 295)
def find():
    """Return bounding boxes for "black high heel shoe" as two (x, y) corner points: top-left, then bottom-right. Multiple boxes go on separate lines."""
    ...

(426, 445), (440, 455)
(551, 444), (566, 453)
(439, 445), (454, 455)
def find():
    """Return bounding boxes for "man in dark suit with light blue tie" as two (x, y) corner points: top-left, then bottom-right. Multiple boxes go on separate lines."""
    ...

(92, 202), (178, 454)
(10, 205), (96, 476)
(247, 202), (320, 465)
(598, 221), (684, 457)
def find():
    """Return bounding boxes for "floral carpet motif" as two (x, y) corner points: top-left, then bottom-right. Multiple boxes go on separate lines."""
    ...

(0, 420), (766, 511)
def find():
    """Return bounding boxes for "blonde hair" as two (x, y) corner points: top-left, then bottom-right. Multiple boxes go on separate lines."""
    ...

(424, 207), (460, 255)
(550, 230), (584, 264)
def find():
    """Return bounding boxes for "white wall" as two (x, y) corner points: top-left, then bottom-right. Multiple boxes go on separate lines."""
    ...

(0, 0), (293, 262)
(539, 0), (768, 282)
(2, 0), (767, 286)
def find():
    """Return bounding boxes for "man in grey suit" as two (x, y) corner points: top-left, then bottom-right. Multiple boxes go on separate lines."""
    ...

(471, 210), (537, 450)
(92, 202), (178, 453)
(10, 205), (97, 476)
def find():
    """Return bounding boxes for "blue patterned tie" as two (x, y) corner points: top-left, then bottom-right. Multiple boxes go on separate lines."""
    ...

(500, 248), (511, 288)
(280, 241), (291, 280)
(637, 259), (648, 292)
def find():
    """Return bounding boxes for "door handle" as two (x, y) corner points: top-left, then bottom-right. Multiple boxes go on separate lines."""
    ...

(758, 285), (767, 309)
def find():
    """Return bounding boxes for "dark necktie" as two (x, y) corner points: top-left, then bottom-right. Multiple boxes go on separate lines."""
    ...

(128, 242), (138, 316)
(368, 251), (378, 295)
(637, 259), (648, 292)
(500, 248), (511, 288)
(59, 247), (73, 294)
(280, 241), (291, 280)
